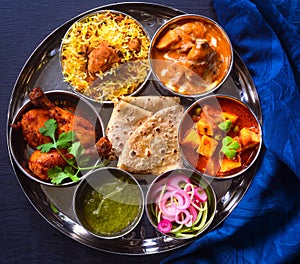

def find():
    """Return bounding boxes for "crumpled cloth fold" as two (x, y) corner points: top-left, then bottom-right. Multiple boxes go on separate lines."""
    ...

(162, 0), (300, 263)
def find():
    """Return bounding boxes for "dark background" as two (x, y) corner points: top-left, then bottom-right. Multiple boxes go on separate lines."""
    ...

(1, 0), (225, 263)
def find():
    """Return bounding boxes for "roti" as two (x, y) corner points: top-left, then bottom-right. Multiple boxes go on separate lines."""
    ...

(117, 104), (184, 175)
(106, 96), (181, 156)
(106, 99), (152, 156)
(120, 95), (180, 112)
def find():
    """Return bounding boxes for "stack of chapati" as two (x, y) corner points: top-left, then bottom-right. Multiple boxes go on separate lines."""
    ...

(106, 96), (184, 175)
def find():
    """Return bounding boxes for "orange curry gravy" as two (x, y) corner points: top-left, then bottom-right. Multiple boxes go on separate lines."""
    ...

(180, 97), (261, 177)
(151, 18), (232, 95)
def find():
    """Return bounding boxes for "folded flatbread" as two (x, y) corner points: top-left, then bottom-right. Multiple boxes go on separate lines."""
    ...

(106, 99), (152, 156)
(106, 96), (181, 156)
(120, 95), (180, 112)
(117, 104), (184, 175)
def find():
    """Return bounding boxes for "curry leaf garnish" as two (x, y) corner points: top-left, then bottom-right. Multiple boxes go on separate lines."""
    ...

(218, 120), (232, 132)
(36, 119), (109, 185)
(221, 136), (240, 159)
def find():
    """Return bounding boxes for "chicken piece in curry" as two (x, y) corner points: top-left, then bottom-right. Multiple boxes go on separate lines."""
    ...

(180, 98), (261, 177)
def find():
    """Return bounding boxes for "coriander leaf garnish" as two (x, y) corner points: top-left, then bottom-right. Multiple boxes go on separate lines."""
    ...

(37, 142), (56, 153)
(68, 141), (84, 158)
(47, 166), (80, 185)
(56, 131), (76, 149)
(37, 119), (75, 152)
(36, 118), (109, 185)
(39, 118), (57, 138)
(218, 120), (232, 132)
(221, 136), (240, 159)
(50, 202), (59, 214)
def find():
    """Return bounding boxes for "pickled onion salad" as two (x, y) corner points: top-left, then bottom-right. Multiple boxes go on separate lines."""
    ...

(149, 174), (211, 239)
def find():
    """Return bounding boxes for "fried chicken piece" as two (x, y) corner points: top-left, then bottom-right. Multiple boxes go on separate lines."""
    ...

(29, 138), (112, 181)
(95, 136), (113, 157)
(29, 87), (97, 148)
(84, 136), (113, 157)
(23, 87), (114, 182)
(87, 42), (120, 74)
(20, 108), (52, 149)
(28, 149), (73, 181)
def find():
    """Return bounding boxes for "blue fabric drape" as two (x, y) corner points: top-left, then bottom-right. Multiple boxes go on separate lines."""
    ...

(162, 0), (300, 263)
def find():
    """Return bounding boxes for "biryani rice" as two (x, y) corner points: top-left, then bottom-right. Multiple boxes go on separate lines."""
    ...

(61, 10), (150, 101)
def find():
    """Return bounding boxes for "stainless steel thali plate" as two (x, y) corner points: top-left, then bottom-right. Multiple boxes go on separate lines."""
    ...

(6, 2), (262, 255)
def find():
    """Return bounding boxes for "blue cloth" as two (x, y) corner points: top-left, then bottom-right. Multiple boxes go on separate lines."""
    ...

(162, 0), (300, 263)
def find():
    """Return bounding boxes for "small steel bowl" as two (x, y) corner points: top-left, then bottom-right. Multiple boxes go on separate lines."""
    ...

(73, 167), (144, 239)
(60, 10), (151, 104)
(145, 168), (216, 239)
(178, 94), (262, 180)
(9, 90), (105, 186)
(150, 14), (233, 99)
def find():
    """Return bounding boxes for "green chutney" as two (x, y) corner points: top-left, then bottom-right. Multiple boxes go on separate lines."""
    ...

(82, 177), (142, 235)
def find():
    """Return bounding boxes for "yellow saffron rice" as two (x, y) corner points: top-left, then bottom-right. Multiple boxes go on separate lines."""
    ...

(60, 11), (150, 102)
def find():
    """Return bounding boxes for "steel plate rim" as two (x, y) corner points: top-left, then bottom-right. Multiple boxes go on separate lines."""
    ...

(6, 1), (263, 255)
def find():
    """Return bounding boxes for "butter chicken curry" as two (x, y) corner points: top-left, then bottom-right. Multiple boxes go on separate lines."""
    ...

(151, 16), (232, 96)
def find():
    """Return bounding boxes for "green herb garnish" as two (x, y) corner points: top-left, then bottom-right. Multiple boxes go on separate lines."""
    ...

(50, 202), (59, 214)
(37, 119), (75, 153)
(220, 136), (240, 159)
(37, 119), (108, 185)
(218, 120), (232, 132)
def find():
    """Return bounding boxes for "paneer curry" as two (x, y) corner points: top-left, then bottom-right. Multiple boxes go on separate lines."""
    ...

(150, 15), (232, 96)
(179, 96), (261, 177)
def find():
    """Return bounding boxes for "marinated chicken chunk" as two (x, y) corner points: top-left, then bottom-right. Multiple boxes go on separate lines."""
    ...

(28, 149), (73, 181)
(29, 87), (97, 148)
(128, 38), (141, 52)
(95, 136), (113, 157)
(87, 42), (120, 74)
(156, 28), (182, 50)
(20, 108), (51, 149)
(180, 22), (206, 38)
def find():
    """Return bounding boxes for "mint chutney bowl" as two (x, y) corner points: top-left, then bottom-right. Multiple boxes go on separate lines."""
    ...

(73, 167), (144, 239)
